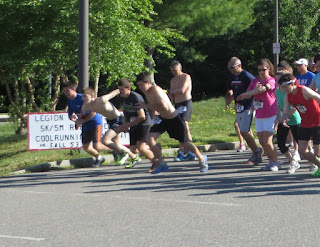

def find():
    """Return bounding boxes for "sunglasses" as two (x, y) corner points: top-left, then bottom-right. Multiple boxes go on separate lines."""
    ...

(258, 68), (268, 72)
(228, 64), (240, 69)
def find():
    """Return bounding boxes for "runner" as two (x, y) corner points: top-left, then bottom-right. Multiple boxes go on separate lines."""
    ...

(275, 71), (301, 174)
(117, 78), (158, 170)
(136, 72), (209, 174)
(169, 60), (196, 161)
(237, 58), (281, 171)
(278, 73), (320, 177)
(225, 57), (263, 164)
(63, 82), (109, 167)
(77, 87), (140, 167)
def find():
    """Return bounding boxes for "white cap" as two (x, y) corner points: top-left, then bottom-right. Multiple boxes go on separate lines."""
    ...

(294, 58), (308, 66)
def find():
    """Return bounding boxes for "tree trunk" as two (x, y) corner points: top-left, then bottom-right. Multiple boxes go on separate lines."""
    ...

(50, 73), (61, 111)
(26, 76), (40, 112)
(145, 47), (155, 83)
(94, 72), (100, 96)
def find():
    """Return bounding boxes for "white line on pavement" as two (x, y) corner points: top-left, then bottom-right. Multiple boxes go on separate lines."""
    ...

(0, 234), (45, 241)
(18, 190), (242, 207)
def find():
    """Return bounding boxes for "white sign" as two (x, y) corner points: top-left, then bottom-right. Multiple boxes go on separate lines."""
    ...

(273, 43), (281, 54)
(27, 112), (130, 151)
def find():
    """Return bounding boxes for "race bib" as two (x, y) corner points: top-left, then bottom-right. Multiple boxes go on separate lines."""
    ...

(254, 100), (264, 110)
(235, 103), (245, 113)
(296, 104), (307, 114)
(130, 116), (136, 122)
(151, 116), (162, 125)
(177, 106), (187, 114)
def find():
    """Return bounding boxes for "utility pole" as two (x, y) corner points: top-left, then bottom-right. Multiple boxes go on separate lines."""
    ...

(78, 0), (89, 92)
(273, 0), (279, 71)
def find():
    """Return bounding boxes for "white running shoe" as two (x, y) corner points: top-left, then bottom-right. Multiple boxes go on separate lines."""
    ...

(237, 144), (246, 152)
(262, 161), (281, 171)
(270, 161), (282, 171)
(287, 161), (300, 174)
(309, 164), (318, 172)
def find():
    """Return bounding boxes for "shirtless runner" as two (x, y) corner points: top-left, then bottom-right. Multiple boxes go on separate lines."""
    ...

(169, 60), (196, 161)
(136, 72), (209, 174)
(76, 87), (141, 167)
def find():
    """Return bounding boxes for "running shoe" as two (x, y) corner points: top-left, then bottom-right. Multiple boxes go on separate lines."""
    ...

(246, 153), (255, 165)
(270, 161), (282, 171)
(237, 144), (246, 152)
(115, 153), (129, 166)
(151, 162), (169, 174)
(92, 156), (105, 168)
(253, 147), (264, 166)
(181, 152), (197, 161)
(261, 161), (280, 171)
(261, 162), (273, 171)
(309, 164), (318, 172)
(125, 155), (142, 168)
(286, 161), (300, 174)
(148, 162), (158, 173)
(174, 151), (184, 162)
(311, 168), (320, 177)
(200, 155), (209, 172)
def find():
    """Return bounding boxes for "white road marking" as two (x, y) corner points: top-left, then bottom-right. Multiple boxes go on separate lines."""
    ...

(18, 190), (242, 206)
(0, 234), (45, 241)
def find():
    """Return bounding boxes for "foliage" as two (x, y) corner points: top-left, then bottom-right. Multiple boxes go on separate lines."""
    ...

(158, 0), (320, 100)
(0, 0), (179, 133)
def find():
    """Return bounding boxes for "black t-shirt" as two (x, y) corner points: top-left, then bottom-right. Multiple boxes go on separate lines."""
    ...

(228, 70), (255, 111)
(120, 91), (151, 126)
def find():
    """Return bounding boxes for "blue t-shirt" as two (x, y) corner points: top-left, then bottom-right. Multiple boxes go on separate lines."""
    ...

(67, 93), (102, 131)
(296, 71), (315, 86)
(312, 72), (320, 91)
(229, 70), (255, 112)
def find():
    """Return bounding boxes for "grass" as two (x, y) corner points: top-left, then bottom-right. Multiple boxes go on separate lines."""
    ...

(0, 97), (250, 176)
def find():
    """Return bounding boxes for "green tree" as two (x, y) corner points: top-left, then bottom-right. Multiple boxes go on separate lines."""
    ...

(0, 0), (180, 133)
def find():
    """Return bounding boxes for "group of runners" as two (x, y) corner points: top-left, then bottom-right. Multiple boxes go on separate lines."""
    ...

(63, 60), (208, 174)
(227, 54), (320, 176)
(64, 54), (320, 177)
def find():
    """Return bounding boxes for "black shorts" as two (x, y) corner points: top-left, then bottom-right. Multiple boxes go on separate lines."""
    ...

(150, 115), (188, 143)
(298, 126), (320, 144)
(129, 125), (150, 146)
(82, 125), (102, 144)
(108, 116), (125, 133)
(175, 99), (192, 122)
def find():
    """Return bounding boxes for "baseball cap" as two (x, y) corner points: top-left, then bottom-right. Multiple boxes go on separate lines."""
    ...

(294, 58), (308, 66)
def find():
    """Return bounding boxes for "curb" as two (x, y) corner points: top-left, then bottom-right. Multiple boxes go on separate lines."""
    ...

(12, 142), (238, 175)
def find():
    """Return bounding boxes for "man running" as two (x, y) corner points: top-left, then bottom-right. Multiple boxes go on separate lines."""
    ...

(77, 87), (141, 167)
(63, 82), (109, 167)
(136, 72), (209, 174)
(117, 79), (158, 170)
(226, 57), (263, 165)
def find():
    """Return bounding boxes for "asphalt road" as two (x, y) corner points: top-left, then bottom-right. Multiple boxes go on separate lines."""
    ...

(1, 149), (320, 247)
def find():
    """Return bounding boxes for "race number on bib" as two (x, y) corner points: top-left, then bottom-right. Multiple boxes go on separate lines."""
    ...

(151, 116), (162, 125)
(254, 100), (264, 110)
(177, 106), (187, 114)
(130, 116), (136, 122)
(235, 103), (245, 113)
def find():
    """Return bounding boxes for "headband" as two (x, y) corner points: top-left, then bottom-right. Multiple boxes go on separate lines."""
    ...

(282, 79), (295, 85)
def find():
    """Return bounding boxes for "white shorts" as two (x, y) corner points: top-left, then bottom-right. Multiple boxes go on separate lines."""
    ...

(255, 115), (277, 133)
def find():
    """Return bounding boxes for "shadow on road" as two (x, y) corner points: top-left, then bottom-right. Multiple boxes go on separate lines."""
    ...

(1, 151), (320, 198)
